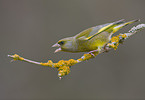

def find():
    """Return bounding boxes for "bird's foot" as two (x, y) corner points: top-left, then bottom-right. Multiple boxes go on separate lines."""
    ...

(88, 50), (98, 57)
(88, 47), (102, 57)
(103, 44), (110, 52)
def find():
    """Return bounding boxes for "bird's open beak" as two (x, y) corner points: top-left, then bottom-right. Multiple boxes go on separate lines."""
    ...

(52, 43), (62, 53)
(54, 48), (62, 53)
(52, 43), (60, 47)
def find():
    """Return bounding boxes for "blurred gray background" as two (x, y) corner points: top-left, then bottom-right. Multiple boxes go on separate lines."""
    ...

(0, 0), (145, 100)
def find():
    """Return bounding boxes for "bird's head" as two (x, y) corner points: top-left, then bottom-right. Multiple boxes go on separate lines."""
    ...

(52, 37), (74, 53)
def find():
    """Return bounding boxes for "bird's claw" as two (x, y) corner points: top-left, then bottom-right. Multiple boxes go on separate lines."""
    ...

(88, 50), (98, 57)
(103, 45), (109, 52)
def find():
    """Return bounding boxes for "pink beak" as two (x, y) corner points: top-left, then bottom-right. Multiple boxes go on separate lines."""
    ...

(52, 43), (62, 53)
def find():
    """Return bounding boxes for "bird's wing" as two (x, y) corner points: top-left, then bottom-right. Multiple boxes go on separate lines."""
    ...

(75, 19), (125, 40)
(85, 19), (126, 40)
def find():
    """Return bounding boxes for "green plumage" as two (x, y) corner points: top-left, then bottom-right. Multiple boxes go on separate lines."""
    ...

(52, 19), (139, 53)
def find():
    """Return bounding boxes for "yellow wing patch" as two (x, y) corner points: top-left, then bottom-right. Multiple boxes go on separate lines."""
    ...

(98, 24), (113, 33)
(85, 23), (114, 40)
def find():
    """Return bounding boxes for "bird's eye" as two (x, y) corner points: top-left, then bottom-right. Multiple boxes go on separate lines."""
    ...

(58, 41), (64, 45)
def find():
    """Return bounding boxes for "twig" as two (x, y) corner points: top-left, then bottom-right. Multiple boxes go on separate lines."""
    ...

(8, 24), (145, 79)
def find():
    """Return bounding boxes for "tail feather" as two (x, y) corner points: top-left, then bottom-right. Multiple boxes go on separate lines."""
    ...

(113, 19), (140, 33)
(113, 19), (125, 25)
(123, 19), (140, 26)
(97, 19), (125, 33)
(86, 19), (139, 40)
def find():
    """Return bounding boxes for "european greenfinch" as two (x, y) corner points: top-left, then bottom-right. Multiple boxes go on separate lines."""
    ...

(52, 19), (139, 53)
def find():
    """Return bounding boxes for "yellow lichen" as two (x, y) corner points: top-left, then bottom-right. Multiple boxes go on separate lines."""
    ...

(83, 54), (94, 60)
(58, 60), (65, 65)
(58, 65), (70, 77)
(47, 60), (53, 64)
(109, 44), (115, 48)
(121, 34), (127, 38)
(114, 43), (119, 50)
(77, 58), (83, 62)
(40, 62), (49, 66)
(108, 43), (119, 50)
(40, 60), (54, 67)
(54, 63), (61, 68)
(12, 54), (24, 61)
(65, 59), (78, 66)
(111, 36), (119, 43)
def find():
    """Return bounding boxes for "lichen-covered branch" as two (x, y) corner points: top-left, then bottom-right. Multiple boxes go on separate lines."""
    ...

(8, 24), (145, 79)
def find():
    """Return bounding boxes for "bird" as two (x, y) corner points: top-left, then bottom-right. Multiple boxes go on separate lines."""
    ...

(52, 19), (139, 54)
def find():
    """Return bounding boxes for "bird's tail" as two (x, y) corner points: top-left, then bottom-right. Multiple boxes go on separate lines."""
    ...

(113, 19), (140, 33)
(86, 19), (139, 40)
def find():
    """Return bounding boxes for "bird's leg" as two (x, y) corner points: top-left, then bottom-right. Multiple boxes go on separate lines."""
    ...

(103, 44), (109, 52)
(88, 50), (98, 57)
(88, 47), (101, 57)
